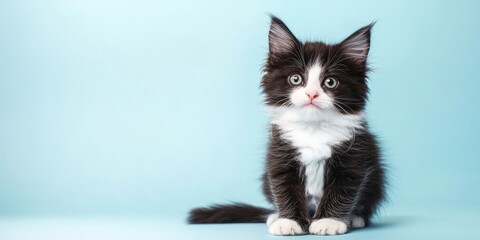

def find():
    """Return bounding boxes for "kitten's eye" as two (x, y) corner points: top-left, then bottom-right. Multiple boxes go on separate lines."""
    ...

(323, 77), (338, 89)
(288, 74), (303, 86)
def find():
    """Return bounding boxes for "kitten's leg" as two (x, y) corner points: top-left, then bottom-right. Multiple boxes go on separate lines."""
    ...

(266, 161), (309, 235)
(351, 216), (366, 228)
(309, 177), (363, 235)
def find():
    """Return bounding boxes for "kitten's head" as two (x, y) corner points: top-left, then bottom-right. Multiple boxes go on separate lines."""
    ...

(262, 16), (373, 122)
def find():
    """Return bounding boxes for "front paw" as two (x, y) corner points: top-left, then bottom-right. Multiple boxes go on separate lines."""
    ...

(309, 218), (348, 235)
(268, 218), (303, 235)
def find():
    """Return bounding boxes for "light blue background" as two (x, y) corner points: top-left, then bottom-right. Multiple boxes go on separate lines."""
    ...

(1, 0), (479, 239)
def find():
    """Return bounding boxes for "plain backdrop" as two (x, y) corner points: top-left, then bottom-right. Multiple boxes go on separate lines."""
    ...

(1, 0), (479, 236)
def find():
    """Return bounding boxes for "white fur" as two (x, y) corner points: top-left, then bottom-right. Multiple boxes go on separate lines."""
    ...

(266, 213), (279, 227)
(268, 218), (303, 235)
(309, 218), (348, 235)
(303, 159), (326, 204)
(306, 64), (322, 90)
(270, 109), (365, 165)
(351, 216), (365, 228)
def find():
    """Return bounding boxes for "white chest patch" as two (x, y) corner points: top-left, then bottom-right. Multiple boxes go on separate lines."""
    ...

(270, 108), (365, 202)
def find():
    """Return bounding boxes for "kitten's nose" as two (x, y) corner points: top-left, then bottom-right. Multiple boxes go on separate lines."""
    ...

(306, 91), (319, 100)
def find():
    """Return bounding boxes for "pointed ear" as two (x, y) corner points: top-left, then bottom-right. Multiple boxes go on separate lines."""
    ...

(340, 23), (374, 65)
(268, 16), (299, 56)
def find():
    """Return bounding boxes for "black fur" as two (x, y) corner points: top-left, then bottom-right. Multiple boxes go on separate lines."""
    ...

(188, 203), (273, 223)
(188, 16), (386, 234)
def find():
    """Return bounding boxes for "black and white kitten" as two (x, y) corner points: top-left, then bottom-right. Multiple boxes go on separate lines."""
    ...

(188, 16), (386, 236)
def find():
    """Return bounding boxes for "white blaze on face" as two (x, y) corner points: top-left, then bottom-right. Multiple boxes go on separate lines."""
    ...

(289, 62), (333, 109)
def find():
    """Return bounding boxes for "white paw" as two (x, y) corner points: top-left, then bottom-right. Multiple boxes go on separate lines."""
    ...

(266, 213), (279, 227)
(351, 216), (365, 228)
(309, 218), (348, 235)
(268, 218), (303, 235)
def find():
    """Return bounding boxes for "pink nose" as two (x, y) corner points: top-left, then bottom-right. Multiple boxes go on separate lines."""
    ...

(306, 91), (319, 100)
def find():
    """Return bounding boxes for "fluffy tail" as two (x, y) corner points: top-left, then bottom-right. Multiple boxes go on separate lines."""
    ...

(188, 203), (273, 224)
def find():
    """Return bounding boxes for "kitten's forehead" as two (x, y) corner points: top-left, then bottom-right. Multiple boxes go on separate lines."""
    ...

(302, 42), (332, 67)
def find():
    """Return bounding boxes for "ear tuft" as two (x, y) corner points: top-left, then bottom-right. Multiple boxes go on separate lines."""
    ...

(268, 15), (299, 56)
(340, 23), (374, 64)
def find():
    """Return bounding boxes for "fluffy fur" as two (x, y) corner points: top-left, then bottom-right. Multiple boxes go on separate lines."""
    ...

(188, 16), (386, 236)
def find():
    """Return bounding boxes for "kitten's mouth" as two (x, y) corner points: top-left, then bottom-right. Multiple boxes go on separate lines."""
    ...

(305, 102), (322, 109)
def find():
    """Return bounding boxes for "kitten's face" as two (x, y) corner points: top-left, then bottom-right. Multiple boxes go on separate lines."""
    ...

(262, 17), (373, 121)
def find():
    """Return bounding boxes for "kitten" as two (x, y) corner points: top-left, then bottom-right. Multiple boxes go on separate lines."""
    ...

(188, 16), (386, 236)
